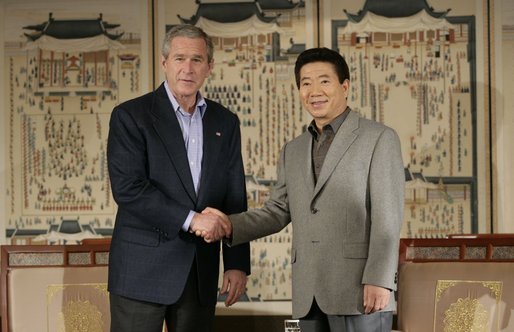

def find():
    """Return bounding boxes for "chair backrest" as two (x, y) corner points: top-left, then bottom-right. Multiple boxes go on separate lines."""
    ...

(1, 243), (111, 332)
(397, 236), (514, 332)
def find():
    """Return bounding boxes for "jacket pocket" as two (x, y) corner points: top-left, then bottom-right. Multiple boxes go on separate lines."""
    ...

(343, 243), (368, 258)
(119, 226), (160, 247)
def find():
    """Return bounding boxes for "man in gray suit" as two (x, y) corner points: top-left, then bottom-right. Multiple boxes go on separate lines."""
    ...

(201, 47), (405, 332)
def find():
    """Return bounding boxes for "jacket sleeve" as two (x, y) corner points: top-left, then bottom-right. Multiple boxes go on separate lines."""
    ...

(362, 127), (405, 290)
(230, 144), (292, 246)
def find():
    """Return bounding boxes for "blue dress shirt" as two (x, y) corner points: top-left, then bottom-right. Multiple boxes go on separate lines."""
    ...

(164, 81), (206, 231)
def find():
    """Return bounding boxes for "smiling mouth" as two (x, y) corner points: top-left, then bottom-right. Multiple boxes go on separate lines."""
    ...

(311, 101), (326, 106)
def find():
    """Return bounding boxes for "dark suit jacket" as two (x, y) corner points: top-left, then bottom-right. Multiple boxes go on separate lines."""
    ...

(107, 83), (250, 305)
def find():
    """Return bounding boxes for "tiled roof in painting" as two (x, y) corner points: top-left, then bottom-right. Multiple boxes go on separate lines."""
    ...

(258, 0), (302, 10)
(178, 1), (278, 24)
(344, 0), (450, 22)
(23, 13), (123, 41)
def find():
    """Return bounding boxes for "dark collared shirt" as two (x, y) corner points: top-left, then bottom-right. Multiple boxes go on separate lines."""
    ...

(308, 107), (350, 182)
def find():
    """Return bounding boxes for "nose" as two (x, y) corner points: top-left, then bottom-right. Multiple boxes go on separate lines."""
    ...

(309, 82), (323, 95)
(182, 59), (194, 73)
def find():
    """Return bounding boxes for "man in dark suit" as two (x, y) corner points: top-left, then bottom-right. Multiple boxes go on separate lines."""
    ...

(107, 24), (250, 332)
(203, 48), (404, 332)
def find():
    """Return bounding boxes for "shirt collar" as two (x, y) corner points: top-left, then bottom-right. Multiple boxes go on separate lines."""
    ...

(308, 107), (350, 140)
(164, 80), (207, 117)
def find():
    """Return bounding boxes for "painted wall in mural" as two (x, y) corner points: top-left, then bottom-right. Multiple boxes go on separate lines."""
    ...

(3, 3), (144, 244)
(333, 12), (476, 238)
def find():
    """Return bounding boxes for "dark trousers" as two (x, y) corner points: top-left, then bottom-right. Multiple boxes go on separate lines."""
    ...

(299, 299), (393, 332)
(110, 263), (215, 332)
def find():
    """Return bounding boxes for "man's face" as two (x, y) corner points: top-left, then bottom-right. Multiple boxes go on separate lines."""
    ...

(161, 36), (213, 100)
(299, 61), (349, 129)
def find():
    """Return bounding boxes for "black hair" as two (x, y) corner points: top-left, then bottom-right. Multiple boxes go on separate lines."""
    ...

(294, 47), (350, 88)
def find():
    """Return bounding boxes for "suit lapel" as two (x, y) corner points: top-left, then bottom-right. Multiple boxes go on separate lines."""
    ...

(299, 133), (316, 193)
(150, 84), (196, 203)
(197, 102), (223, 205)
(313, 111), (359, 199)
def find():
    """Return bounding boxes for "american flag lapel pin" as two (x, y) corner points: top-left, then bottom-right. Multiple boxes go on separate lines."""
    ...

(215, 132), (221, 137)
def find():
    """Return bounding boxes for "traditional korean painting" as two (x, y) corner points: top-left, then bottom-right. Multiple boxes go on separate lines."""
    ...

(164, 0), (309, 306)
(332, 0), (477, 238)
(3, 1), (147, 244)
(164, 0), (478, 308)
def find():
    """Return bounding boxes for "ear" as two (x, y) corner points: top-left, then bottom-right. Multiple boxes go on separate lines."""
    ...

(342, 79), (349, 90)
(342, 79), (350, 99)
(160, 55), (167, 71)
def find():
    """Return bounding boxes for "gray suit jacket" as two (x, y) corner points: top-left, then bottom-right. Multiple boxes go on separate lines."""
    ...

(230, 110), (404, 318)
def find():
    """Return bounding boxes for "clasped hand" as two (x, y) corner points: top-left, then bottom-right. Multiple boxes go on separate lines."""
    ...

(189, 208), (231, 242)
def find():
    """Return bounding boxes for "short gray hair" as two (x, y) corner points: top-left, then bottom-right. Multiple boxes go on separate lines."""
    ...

(161, 24), (214, 63)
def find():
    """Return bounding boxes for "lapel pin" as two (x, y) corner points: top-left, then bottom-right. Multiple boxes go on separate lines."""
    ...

(215, 132), (221, 136)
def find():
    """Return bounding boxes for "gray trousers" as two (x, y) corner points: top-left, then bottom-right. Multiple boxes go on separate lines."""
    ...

(110, 262), (215, 332)
(299, 299), (393, 332)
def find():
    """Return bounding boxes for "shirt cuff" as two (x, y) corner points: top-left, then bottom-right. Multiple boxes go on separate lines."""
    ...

(182, 210), (196, 232)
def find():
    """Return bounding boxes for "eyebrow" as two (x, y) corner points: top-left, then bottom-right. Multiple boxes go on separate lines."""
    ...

(301, 74), (331, 81)
(172, 53), (205, 60)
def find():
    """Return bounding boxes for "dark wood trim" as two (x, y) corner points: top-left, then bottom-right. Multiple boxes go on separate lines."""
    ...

(399, 235), (514, 264)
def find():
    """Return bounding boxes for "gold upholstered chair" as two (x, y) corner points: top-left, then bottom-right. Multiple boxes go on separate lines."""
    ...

(395, 237), (514, 332)
(1, 243), (110, 332)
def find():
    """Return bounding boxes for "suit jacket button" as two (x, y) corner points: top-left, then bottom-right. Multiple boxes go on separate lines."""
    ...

(311, 208), (318, 214)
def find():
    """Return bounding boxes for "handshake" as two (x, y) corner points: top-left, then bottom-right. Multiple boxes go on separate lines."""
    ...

(189, 207), (232, 243)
